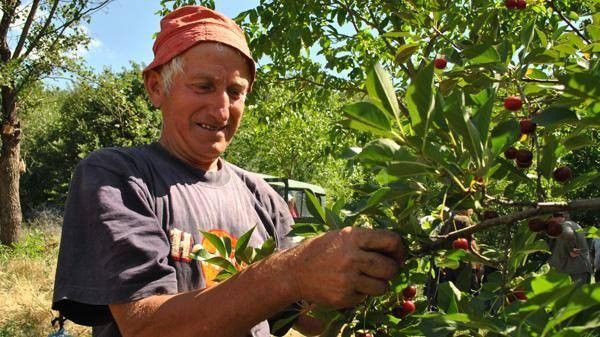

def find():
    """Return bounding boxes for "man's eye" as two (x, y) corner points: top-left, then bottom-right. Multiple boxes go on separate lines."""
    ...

(228, 89), (242, 97)
(195, 84), (211, 91)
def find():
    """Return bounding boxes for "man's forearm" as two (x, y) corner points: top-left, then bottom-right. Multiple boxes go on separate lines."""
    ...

(110, 249), (299, 337)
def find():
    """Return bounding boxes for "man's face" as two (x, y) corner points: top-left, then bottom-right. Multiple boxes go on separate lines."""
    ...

(150, 42), (251, 170)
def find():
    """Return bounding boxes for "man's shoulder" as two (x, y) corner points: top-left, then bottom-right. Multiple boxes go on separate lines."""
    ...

(78, 144), (159, 177)
(222, 161), (282, 200)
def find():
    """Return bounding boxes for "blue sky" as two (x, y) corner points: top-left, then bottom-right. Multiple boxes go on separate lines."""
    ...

(84, 0), (259, 73)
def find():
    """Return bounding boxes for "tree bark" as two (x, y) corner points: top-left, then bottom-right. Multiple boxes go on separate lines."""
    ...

(0, 91), (22, 245)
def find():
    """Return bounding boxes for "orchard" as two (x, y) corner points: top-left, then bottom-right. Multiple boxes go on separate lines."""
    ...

(158, 0), (600, 336)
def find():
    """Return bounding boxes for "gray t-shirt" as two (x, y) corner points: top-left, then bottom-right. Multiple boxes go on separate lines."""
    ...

(52, 143), (295, 337)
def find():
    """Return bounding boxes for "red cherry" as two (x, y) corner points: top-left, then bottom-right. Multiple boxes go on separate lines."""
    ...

(434, 58), (447, 69)
(401, 300), (416, 316)
(504, 147), (518, 160)
(452, 238), (469, 250)
(402, 285), (417, 300)
(505, 0), (518, 9)
(553, 166), (572, 183)
(503, 96), (523, 111)
(519, 119), (537, 134)
(528, 218), (547, 232)
(515, 149), (533, 163)
(516, 0), (527, 9)
(508, 290), (528, 302)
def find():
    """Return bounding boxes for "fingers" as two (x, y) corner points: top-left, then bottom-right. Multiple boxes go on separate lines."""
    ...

(355, 250), (399, 280)
(352, 227), (405, 265)
(354, 274), (389, 297)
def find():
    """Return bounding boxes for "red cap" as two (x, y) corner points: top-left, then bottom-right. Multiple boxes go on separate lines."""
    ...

(144, 6), (256, 90)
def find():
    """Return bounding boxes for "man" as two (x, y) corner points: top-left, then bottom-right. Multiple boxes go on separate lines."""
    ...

(52, 6), (405, 337)
(591, 237), (600, 282)
(548, 212), (593, 283)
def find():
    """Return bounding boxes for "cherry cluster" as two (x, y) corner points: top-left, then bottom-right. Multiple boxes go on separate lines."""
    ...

(505, 0), (527, 9)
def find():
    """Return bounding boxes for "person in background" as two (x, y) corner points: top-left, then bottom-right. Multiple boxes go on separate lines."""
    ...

(591, 237), (600, 283)
(548, 212), (593, 283)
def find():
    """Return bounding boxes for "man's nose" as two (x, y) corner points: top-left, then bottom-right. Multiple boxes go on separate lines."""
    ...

(209, 89), (230, 122)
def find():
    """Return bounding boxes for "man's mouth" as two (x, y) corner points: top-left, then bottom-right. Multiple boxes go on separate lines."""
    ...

(197, 123), (227, 131)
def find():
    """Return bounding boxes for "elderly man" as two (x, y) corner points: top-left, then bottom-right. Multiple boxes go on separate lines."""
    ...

(52, 6), (405, 337)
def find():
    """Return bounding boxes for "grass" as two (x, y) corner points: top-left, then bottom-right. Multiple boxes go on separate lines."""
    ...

(0, 209), (90, 337)
(0, 209), (304, 337)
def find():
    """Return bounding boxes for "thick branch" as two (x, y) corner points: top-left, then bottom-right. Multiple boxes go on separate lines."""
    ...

(21, 0), (59, 60)
(0, 0), (18, 63)
(12, 0), (40, 59)
(546, 0), (591, 44)
(417, 197), (600, 255)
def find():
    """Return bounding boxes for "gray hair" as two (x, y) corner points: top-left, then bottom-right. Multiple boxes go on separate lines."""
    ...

(159, 55), (185, 95)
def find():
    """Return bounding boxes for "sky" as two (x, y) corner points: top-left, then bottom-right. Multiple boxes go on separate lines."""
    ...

(83, 0), (259, 73)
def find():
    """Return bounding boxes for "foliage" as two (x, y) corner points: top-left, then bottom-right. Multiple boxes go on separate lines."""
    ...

(0, 0), (114, 245)
(157, 0), (600, 335)
(20, 64), (161, 208)
(225, 71), (366, 203)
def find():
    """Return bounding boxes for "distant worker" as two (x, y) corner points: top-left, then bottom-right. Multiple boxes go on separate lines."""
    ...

(548, 212), (593, 283)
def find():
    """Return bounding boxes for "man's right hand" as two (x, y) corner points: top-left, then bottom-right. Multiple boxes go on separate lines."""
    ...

(284, 226), (405, 308)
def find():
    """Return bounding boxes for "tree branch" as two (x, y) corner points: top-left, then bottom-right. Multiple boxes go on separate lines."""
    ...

(12, 0), (40, 59)
(432, 25), (462, 53)
(520, 77), (560, 83)
(417, 197), (600, 255)
(0, 0), (18, 64)
(20, 0), (59, 61)
(546, 0), (591, 44)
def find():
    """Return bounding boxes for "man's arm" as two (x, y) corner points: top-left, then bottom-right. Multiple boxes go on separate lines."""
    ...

(110, 227), (404, 337)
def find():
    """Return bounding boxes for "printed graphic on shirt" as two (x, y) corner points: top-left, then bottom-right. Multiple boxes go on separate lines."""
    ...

(169, 228), (193, 262)
(169, 228), (251, 288)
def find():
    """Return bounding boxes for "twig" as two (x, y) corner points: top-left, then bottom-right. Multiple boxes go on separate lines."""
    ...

(546, 0), (591, 45)
(432, 26), (462, 53)
(416, 197), (600, 255)
(520, 78), (560, 84)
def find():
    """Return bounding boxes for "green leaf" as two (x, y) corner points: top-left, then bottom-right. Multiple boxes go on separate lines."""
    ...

(355, 138), (400, 164)
(471, 88), (496, 145)
(405, 62), (435, 138)
(541, 284), (600, 336)
(437, 281), (462, 314)
(366, 63), (400, 120)
(530, 270), (572, 295)
(305, 189), (326, 223)
(234, 226), (255, 264)
(560, 72), (600, 100)
(341, 118), (395, 138)
(396, 43), (420, 64)
(532, 106), (579, 127)
(462, 44), (500, 65)
(442, 91), (483, 164)
(204, 256), (237, 274)
(520, 20), (536, 53)
(586, 24), (600, 42)
(490, 119), (520, 157)
(563, 134), (594, 150)
(201, 231), (227, 257)
(540, 135), (561, 179)
(343, 101), (392, 131)
(386, 161), (434, 178)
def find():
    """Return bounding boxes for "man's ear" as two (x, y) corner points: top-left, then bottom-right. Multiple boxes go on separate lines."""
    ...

(144, 69), (165, 108)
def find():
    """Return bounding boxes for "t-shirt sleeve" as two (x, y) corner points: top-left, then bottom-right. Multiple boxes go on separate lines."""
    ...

(52, 151), (177, 326)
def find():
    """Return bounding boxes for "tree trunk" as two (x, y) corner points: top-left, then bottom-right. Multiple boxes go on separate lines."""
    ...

(0, 96), (22, 245)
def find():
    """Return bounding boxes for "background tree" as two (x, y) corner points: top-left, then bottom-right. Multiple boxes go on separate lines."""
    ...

(0, 0), (113, 245)
(20, 64), (160, 209)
